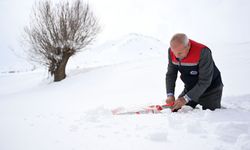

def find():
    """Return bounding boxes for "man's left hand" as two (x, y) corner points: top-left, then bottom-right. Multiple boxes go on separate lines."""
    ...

(171, 97), (187, 112)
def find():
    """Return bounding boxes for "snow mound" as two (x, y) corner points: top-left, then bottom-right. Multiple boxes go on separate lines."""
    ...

(68, 33), (168, 68)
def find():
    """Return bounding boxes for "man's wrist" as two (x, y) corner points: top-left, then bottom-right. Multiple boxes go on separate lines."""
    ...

(183, 94), (191, 103)
(167, 93), (174, 97)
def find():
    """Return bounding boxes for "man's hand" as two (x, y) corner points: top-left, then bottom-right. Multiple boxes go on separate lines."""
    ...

(171, 97), (187, 112)
(166, 96), (175, 105)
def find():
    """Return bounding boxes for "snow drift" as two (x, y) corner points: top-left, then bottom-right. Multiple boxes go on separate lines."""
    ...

(0, 34), (250, 150)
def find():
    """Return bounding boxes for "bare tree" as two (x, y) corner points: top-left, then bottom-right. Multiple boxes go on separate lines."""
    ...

(22, 0), (100, 81)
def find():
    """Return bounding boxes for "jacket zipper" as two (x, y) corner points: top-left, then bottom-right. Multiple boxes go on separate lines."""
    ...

(176, 58), (181, 66)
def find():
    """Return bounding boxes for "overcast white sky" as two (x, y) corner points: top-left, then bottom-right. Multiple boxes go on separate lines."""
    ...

(1, 0), (250, 69)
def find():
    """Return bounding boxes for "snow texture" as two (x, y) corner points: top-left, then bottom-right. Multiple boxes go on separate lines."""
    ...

(1, 0), (250, 149)
(1, 33), (250, 150)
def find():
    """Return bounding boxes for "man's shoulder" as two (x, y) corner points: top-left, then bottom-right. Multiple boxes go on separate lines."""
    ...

(201, 47), (212, 56)
(199, 47), (213, 62)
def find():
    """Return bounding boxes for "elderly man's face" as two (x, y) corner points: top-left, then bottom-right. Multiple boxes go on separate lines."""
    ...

(170, 42), (190, 59)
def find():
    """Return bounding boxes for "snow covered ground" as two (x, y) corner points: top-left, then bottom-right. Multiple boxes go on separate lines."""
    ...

(1, 34), (250, 150)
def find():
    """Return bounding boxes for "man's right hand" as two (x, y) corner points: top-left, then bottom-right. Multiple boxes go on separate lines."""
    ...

(166, 96), (175, 105)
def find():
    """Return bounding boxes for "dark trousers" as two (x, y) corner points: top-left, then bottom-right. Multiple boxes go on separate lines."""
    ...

(180, 85), (223, 110)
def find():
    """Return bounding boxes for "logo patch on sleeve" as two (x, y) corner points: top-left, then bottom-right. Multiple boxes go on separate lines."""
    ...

(190, 71), (198, 75)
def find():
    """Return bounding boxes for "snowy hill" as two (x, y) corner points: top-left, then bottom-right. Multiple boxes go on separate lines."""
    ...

(68, 33), (168, 68)
(1, 0), (250, 149)
(1, 34), (250, 150)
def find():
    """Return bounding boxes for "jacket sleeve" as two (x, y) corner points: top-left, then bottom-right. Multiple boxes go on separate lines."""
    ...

(186, 47), (214, 102)
(166, 48), (178, 96)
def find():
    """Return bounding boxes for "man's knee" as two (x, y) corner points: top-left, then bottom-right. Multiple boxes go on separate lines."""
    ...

(201, 102), (221, 110)
(199, 87), (223, 111)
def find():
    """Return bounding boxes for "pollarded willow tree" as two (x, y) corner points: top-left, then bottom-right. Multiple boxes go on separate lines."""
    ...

(23, 0), (100, 81)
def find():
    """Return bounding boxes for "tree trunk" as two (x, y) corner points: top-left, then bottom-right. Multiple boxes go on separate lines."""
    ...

(54, 53), (71, 82)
